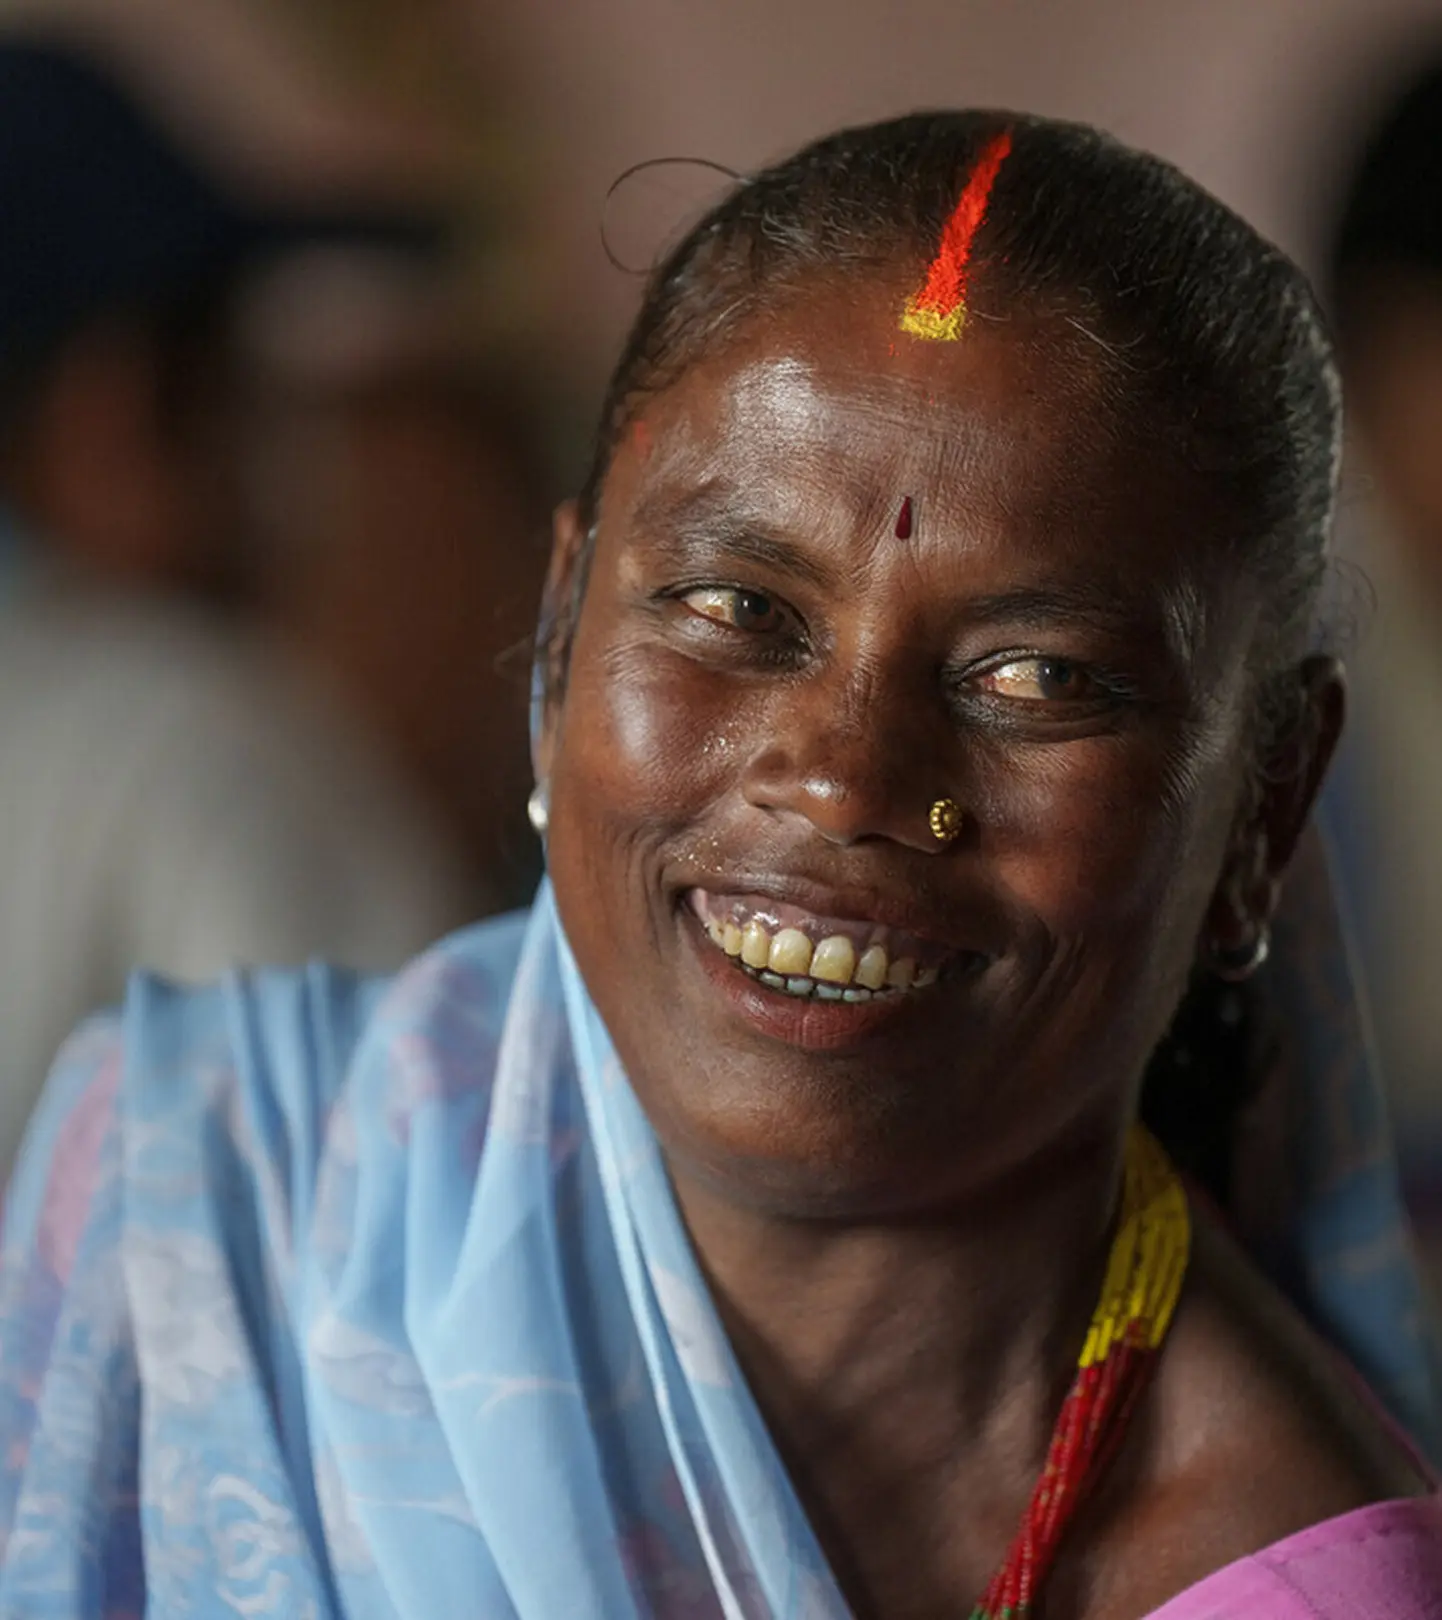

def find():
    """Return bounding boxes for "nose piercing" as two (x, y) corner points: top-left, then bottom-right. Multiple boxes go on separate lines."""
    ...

(929, 797), (962, 845)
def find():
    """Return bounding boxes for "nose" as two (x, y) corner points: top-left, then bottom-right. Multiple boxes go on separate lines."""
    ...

(738, 665), (963, 853)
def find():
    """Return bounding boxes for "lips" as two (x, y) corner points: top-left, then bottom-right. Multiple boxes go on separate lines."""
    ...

(686, 888), (973, 1003)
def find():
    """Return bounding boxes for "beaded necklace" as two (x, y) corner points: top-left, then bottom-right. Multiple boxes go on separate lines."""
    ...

(971, 1126), (1191, 1619)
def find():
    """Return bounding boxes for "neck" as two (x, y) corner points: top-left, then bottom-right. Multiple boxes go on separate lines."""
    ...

(670, 1125), (1129, 1596)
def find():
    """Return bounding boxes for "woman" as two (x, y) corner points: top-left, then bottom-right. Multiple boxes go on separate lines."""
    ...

(1, 111), (1440, 1619)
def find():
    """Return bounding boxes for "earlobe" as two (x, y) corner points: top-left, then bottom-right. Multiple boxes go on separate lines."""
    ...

(1201, 836), (1277, 982)
(1197, 656), (1346, 977)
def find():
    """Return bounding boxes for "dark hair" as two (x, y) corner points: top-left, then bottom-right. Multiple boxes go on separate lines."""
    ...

(554, 110), (1344, 1198)
(1327, 51), (1442, 341)
(551, 113), (1338, 721)
(0, 276), (237, 469)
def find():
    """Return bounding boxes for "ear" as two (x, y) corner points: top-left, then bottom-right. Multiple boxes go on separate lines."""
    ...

(1203, 656), (1346, 963)
(532, 497), (591, 784)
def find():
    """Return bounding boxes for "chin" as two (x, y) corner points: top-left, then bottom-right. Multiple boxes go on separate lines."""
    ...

(624, 1024), (1039, 1220)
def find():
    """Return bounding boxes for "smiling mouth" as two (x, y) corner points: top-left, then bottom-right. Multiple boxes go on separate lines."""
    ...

(687, 888), (973, 1003)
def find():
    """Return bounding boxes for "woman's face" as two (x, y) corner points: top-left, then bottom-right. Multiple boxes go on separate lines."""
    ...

(542, 282), (1311, 1217)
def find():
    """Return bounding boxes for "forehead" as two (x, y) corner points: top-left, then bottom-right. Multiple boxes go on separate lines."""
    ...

(608, 288), (1199, 566)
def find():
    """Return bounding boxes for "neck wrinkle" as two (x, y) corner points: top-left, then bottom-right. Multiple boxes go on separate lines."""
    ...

(671, 1124), (1128, 1470)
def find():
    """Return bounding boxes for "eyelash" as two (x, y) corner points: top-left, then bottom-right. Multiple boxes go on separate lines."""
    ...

(662, 583), (811, 660)
(950, 654), (1141, 721)
(658, 583), (1139, 719)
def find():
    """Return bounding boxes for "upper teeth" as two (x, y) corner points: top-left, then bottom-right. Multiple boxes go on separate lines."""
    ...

(706, 914), (938, 995)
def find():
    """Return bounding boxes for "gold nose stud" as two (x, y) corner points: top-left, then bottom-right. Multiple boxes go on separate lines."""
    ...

(929, 797), (963, 845)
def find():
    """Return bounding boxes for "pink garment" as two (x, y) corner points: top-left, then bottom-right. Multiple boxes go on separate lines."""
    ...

(1150, 1497), (1442, 1618)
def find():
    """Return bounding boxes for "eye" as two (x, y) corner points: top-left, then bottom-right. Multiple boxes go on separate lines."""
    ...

(679, 586), (789, 634)
(975, 656), (1096, 702)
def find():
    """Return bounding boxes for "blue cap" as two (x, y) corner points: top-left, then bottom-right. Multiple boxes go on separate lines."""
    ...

(0, 36), (444, 372)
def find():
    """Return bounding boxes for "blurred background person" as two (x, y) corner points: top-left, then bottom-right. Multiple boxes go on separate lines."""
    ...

(0, 27), (496, 1172)
(1320, 51), (1442, 1266)
(231, 245), (548, 916)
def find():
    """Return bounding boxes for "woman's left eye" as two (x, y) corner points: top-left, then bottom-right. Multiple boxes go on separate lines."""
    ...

(679, 586), (789, 633)
(974, 657), (1097, 702)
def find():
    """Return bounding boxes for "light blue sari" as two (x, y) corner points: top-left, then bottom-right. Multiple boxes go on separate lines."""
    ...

(0, 836), (1436, 1617)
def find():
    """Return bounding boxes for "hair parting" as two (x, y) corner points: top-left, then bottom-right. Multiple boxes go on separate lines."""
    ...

(899, 127), (1013, 341)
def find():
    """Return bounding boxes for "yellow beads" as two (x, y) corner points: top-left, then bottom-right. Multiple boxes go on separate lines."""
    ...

(1078, 1126), (1191, 1369)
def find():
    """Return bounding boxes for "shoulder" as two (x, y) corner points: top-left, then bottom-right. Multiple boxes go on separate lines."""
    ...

(0, 595), (473, 974)
(1164, 1213), (1427, 1520)
(1145, 1497), (1442, 1620)
(0, 907), (537, 1596)
(0, 593), (251, 733)
(10, 906), (533, 1264)
(1080, 1211), (1431, 1616)
(0, 592), (461, 858)
(119, 906), (534, 1161)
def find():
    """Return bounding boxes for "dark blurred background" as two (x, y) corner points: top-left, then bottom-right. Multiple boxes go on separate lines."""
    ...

(3, 0), (1442, 1288)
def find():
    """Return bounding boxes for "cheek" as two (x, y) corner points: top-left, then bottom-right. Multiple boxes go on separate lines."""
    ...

(976, 727), (1238, 952)
(552, 631), (747, 834)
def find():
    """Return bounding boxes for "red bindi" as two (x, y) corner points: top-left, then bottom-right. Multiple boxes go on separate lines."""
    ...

(894, 496), (914, 540)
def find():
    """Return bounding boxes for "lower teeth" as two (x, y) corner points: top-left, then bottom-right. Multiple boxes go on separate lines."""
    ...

(741, 963), (879, 1002)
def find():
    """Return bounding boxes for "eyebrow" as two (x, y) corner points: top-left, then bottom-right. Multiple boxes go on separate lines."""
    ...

(958, 582), (1148, 630)
(631, 485), (836, 591)
(960, 580), (1204, 661)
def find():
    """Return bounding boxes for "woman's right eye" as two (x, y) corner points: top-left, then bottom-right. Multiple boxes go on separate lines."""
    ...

(678, 586), (790, 634)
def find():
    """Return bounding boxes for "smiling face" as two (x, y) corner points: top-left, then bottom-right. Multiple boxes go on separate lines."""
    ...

(541, 279), (1309, 1218)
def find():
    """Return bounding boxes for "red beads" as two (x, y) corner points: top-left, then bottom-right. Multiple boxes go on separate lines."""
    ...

(970, 1130), (1190, 1618)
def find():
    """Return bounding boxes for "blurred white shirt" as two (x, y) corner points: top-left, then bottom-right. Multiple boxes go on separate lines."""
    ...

(0, 584), (473, 1171)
